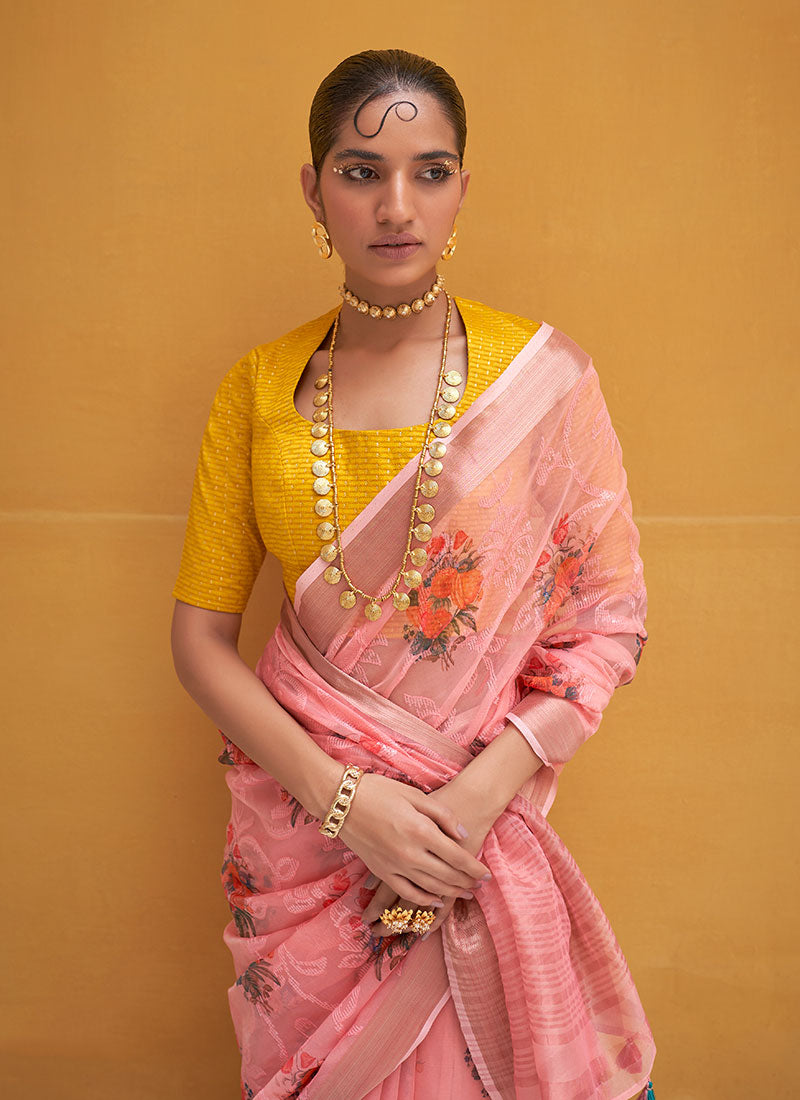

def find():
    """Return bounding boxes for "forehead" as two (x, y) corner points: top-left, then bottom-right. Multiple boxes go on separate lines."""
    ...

(331, 89), (457, 157)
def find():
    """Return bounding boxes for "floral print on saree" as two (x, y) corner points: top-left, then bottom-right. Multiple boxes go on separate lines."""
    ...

(403, 528), (485, 668)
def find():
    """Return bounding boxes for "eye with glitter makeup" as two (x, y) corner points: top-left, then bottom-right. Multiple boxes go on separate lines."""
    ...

(332, 161), (458, 183)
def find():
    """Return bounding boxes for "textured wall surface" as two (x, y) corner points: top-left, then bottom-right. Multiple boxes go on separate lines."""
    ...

(2, 2), (797, 1096)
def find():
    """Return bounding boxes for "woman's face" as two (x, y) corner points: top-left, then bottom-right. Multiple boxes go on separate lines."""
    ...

(301, 90), (470, 293)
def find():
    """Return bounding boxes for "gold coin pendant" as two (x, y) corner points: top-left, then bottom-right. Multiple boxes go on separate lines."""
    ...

(311, 424), (327, 439)
(429, 441), (446, 459)
(323, 565), (342, 584)
(414, 522), (433, 542)
(420, 480), (439, 498)
(340, 590), (356, 609)
(320, 543), (338, 563)
(310, 439), (329, 457)
(424, 458), (443, 477)
(314, 498), (333, 517)
(410, 548), (428, 567)
(316, 521), (335, 541)
(311, 459), (330, 477)
(441, 386), (460, 403)
(433, 422), (451, 438)
(364, 601), (382, 621)
(393, 592), (411, 611)
(444, 370), (462, 385)
(416, 503), (435, 522)
(314, 375), (328, 390)
(404, 570), (422, 588)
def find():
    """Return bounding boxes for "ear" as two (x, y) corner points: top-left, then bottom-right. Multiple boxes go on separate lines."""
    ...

(300, 163), (325, 222)
(456, 168), (470, 215)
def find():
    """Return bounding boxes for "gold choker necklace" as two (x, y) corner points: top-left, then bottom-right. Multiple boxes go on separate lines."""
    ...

(339, 273), (444, 319)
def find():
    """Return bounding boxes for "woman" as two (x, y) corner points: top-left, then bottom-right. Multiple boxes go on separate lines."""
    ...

(171, 48), (657, 1100)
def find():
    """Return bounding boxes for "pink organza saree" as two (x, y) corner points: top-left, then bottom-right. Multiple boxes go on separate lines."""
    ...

(217, 321), (657, 1099)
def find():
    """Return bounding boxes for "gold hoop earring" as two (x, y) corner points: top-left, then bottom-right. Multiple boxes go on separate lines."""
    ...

(441, 225), (458, 261)
(312, 220), (333, 260)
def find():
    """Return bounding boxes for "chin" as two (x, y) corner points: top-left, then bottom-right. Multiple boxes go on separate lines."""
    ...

(365, 261), (436, 284)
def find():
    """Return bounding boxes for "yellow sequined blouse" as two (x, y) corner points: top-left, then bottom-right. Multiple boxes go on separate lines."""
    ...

(171, 296), (542, 612)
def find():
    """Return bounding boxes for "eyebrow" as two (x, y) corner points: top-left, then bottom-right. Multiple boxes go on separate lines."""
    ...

(331, 148), (460, 163)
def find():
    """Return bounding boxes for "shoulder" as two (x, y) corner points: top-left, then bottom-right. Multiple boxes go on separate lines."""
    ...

(245, 307), (339, 369)
(237, 306), (340, 410)
(455, 295), (593, 376)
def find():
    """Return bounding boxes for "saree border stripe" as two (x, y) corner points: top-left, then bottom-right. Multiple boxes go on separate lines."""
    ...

(305, 932), (451, 1100)
(443, 900), (516, 1100)
(293, 327), (587, 659)
(293, 305), (554, 617)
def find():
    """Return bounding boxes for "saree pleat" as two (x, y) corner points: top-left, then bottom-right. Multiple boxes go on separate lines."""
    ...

(218, 322), (656, 1099)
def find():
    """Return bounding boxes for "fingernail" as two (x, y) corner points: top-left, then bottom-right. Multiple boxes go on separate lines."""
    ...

(458, 891), (474, 900)
(430, 899), (444, 908)
(482, 872), (492, 880)
(457, 824), (469, 838)
(365, 874), (378, 888)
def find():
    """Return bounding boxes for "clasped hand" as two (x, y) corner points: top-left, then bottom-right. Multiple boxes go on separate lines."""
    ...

(336, 772), (495, 939)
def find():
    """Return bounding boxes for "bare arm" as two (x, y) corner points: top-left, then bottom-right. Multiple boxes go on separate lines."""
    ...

(170, 598), (343, 820)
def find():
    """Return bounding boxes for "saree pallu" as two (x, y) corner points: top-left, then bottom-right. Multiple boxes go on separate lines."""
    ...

(218, 322), (657, 1099)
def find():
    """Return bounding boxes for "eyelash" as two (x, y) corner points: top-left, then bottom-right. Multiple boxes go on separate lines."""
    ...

(335, 163), (457, 184)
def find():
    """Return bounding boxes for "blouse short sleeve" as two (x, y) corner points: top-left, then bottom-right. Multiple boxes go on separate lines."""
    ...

(171, 350), (266, 613)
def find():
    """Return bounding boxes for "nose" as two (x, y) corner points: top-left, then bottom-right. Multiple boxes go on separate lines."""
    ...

(376, 171), (416, 225)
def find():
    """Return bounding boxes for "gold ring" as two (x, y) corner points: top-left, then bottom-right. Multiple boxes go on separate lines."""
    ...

(380, 904), (437, 935)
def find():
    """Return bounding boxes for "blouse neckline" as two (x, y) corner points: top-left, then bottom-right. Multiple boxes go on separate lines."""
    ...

(284, 294), (478, 436)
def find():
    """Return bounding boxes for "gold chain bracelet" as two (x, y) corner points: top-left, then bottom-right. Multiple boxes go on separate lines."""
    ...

(318, 763), (365, 838)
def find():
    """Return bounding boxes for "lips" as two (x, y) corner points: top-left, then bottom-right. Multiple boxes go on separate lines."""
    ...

(370, 233), (421, 247)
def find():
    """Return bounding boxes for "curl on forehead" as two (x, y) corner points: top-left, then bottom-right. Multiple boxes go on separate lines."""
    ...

(353, 90), (419, 138)
(308, 48), (467, 175)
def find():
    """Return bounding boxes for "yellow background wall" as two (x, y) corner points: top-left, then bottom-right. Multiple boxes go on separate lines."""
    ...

(2, 2), (796, 1096)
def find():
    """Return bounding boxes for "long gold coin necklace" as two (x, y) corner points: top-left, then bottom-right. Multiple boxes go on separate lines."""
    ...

(308, 291), (464, 620)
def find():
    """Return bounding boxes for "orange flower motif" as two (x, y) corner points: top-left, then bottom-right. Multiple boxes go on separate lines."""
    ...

(552, 513), (570, 543)
(536, 548), (552, 569)
(402, 526), (485, 667)
(410, 584), (453, 638)
(421, 603), (453, 639)
(453, 568), (483, 609)
(430, 567), (458, 599)
(554, 555), (582, 588)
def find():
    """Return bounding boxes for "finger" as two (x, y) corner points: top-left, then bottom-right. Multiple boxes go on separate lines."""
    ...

(383, 873), (445, 910)
(407, 817), (492, 889)
(421, 896), (458, 937)
(425, 827), (492, 882)
(382, 875), (451, 910)
(410, 851), (488, 894)
(402, 814), (490, 888)
(410, 792), (469, 842)
(407, 862), (481, 897)
(362, 882), (397, 925)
